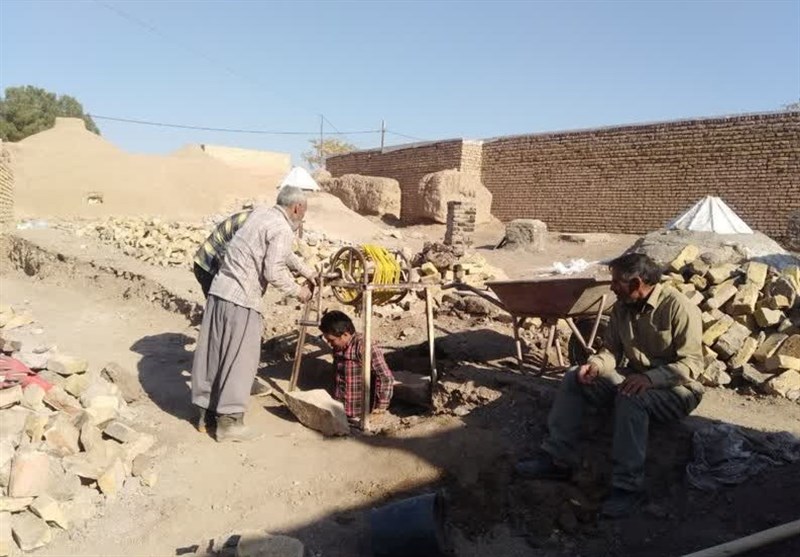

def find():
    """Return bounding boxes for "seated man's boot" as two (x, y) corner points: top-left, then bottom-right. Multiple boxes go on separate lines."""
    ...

(215, 413), (260, 443)
(600, 487), (643, 518)
(514, 454), (572, 481)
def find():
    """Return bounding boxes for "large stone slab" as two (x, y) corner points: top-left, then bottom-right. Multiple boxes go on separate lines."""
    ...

(730, 283), (760, 315)
(706, 264), (738, 285)
(741, 363), (771, 386)
(0, 407), (31, 449)
(766, 370), (800, 400)
(668, 245), (700, 272)
(237, 531), (305, 557)
(0, 511), (11, 557)
(728, 332), (764, 370)
(764, 354), (800, 372)
(713, 322), (751, 360)
(62, 442), (122, 480)
(43, 414), (80, 457)
(8, 452), (51, 498)
(97, 458), (126, 498)
(701, 360), (731, 387)
(776, 334), (800, 359)
(702, 314), (734, 346)
(752, 333), (788, 364)
(46, 355), (88, 376)
(0, 386), (22, 409)
(284, 390), (349, 436)
(30, 495), (69, 530)
(754, 307), (784, 328)
(745, 261), (769, 290)
(0, 497), (33, 513)
(101, 362), (145, 403)
(11, 510), (51, 551)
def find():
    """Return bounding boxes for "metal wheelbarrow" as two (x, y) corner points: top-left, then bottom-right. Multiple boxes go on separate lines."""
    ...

(445, 272), (615, 372)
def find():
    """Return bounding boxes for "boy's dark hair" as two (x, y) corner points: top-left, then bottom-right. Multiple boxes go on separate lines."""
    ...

(319, 310), (356, 336)
(608, 252), (663, 285)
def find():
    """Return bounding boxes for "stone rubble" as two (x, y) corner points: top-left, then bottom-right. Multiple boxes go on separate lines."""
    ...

(662, 249), (800, 400)
(0, 306), (159, 553)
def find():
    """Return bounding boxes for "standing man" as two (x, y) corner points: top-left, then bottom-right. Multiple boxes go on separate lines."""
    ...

(193, 209), (252, 298)
(517, 253), (704, 517)
(191, 186), (316, 442)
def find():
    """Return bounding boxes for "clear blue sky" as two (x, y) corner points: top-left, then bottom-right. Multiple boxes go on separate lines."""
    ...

(1, 0), (798, 165)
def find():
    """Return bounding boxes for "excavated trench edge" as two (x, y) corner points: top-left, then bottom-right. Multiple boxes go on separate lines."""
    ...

(0, 233), (204, 324)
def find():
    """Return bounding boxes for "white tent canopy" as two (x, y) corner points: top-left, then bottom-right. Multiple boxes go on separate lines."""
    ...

(667, 196), (753, 234)
(277, 166), (320, 191)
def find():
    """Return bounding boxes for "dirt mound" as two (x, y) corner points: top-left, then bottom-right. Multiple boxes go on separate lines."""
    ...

(10, 119), (280, 220)
(419, 170), (492, 224)
(319, 174), (401, 218)
(630, 229), (796, 270)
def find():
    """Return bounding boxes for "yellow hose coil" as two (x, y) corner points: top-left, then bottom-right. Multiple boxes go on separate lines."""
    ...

(362, 244), (402, 305)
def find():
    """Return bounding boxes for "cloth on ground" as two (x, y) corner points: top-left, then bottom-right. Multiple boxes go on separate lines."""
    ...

(686, 423), (800, 490)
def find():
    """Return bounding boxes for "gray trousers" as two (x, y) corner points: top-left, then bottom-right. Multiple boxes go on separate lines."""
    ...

(542, 368), (701, 491)
(191, 295), (262, 415)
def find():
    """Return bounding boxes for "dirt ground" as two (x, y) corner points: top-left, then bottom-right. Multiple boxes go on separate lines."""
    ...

(2, 223), (800, 557)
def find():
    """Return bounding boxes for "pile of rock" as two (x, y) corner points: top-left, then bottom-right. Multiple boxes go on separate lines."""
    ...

(73, 217), (348, 274)
(413, 242), (506, 287)
(1, 305), (156, 554)
(76, 217), (210, 268)
(662, 245), (800, 400)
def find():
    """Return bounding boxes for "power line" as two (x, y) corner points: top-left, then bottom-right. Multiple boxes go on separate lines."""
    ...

(95, 1), (263, 91)
(386, 130), (430, 142)
(95, 2), (431, 147)
(89, 114), (380, 136)
(321, 115), (354, 144)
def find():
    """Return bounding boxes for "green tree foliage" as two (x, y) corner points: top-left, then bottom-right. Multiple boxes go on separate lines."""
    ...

(302, 137), (356, 169)
(0, 85), (100, 141)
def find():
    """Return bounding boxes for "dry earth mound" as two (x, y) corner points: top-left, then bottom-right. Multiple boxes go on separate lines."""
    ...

(319, 174), (401, 218)
(418, 170), (492, 224)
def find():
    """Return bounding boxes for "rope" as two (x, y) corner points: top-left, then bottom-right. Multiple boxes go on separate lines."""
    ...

(362, 244), (402, 305)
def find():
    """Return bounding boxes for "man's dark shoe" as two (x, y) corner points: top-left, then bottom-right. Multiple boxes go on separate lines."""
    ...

(514, 455), (572, 481)
(600, 488), (643, 518)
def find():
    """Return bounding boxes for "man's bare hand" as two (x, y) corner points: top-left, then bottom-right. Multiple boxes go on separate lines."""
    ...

(619, 373), (652, 396)
(304, 278), (316, 293)
(298, 285), (313, 302)
(577, 363), (599, 385)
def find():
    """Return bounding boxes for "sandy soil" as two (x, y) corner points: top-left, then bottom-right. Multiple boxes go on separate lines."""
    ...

(2, 223), (799, 556)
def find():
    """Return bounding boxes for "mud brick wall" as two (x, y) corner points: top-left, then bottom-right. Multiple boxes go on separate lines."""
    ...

(327, 140), (466, 222)
(482, 111), (800, 244)
(0, 145), (13, 231)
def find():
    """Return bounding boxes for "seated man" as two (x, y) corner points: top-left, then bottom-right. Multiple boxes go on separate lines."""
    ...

(193, 209), (252, 298)
(518, 253), (704, 518)
(319, 310), (394, 426)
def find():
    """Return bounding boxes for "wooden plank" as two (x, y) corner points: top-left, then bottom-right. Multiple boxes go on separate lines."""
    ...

(361, 289), (373, 430)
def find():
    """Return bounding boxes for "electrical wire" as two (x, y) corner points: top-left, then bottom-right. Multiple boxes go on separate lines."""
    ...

(88, 114), (380, 136)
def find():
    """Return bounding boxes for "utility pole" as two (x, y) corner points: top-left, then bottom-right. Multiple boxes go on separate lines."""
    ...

(318, 114), (324, 167)
(380, 119), (386, 152)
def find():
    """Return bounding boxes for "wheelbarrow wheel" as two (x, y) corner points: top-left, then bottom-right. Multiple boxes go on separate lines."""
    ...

(567, 315), (610, 366)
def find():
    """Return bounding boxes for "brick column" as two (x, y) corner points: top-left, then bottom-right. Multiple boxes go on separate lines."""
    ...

(444, 201), (476, 248)
(0, 145), (13, 231)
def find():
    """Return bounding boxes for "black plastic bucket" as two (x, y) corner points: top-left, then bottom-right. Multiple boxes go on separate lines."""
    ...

(370, 491), (449, 557)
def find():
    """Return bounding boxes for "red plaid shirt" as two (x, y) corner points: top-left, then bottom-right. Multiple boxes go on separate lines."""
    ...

(333, 333), (394, 423)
